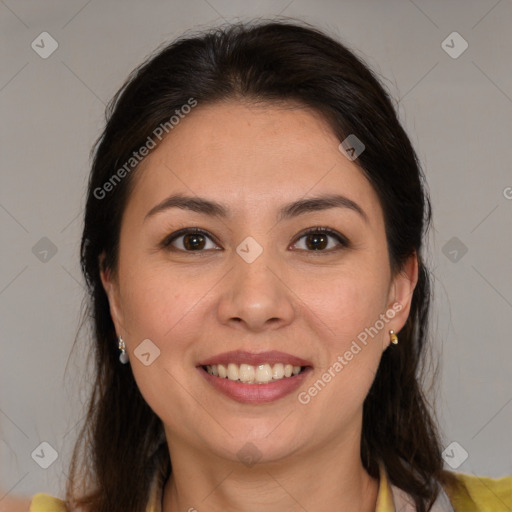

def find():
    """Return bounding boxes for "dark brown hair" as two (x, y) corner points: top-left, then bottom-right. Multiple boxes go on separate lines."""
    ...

(68, 19), (449, 512)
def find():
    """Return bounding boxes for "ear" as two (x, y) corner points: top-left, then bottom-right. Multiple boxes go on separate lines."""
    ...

(384, 251), (419, 349)
(99, 252), (125, 337)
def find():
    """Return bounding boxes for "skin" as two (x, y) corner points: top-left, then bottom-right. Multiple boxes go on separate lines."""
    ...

(100, 100), (418, 512)
(0, 494), (31, 512)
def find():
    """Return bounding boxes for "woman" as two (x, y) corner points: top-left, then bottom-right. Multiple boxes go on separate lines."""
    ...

(29, 19), (511, 512)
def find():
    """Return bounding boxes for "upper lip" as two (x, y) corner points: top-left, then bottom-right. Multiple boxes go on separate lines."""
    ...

(197, 350), (312, 368)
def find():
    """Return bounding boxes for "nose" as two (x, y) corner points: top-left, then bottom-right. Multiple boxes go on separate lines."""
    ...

(216, 249), (296, 333)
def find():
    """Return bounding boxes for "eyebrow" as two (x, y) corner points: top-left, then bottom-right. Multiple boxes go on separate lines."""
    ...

(144, 193), (369, 224)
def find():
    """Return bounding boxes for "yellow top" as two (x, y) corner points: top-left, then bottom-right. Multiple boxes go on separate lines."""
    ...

(29, 461), (512, 512)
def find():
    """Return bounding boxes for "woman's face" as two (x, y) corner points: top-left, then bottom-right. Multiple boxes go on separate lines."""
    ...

(101, 101), (417, 465)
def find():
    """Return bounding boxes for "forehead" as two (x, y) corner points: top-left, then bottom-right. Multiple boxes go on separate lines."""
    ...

(126, 101), (383, 227)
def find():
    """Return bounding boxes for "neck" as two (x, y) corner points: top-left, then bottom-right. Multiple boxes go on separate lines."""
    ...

(161, 429), (379, 512)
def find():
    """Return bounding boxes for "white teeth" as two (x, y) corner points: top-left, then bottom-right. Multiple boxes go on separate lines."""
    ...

(272, 363), (285, 380)
(218, 364), (227, 378)
(239, 364), (255, 383)
(227, 363), (239, 381)
(255, 364), (273, 383)
(204, 362), (304, 384)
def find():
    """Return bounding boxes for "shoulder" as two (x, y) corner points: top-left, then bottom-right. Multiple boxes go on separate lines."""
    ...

(442, 470), (512, 512)
(29, 493), (67, 512)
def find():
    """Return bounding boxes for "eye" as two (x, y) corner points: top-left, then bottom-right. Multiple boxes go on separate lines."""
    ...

(291, 226), (350, 252)
(161, 228), (220, 252)
(160, 226), (350, 254)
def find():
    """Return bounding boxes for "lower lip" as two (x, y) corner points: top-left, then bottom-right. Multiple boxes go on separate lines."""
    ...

(197, 366), (313, 404)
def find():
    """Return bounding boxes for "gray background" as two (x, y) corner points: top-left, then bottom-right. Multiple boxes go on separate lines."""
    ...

(1, 0), (511, 502)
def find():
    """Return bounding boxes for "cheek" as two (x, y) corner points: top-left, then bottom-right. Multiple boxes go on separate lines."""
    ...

(293, 263), (389, 411)
(296, 264), (389, 345)
(318, 271), (389, 406)
(119, 265), (201, 347)
(119, 268), (207, 425)
(303, 280), (386, 418)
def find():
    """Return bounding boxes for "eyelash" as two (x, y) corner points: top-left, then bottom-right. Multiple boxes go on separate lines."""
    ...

(160, 226), (350, 254)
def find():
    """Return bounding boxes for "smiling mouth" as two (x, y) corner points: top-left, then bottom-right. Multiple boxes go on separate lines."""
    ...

(201, 363), (308, 384)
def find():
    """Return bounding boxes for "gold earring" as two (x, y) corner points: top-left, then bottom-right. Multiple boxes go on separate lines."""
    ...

(389, 330), (398, 345)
